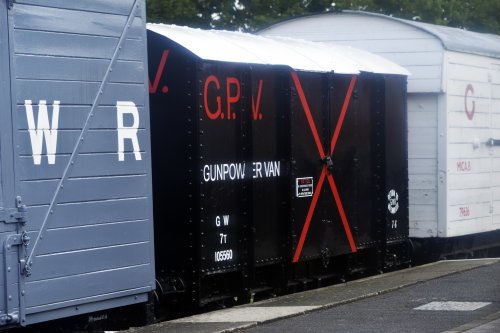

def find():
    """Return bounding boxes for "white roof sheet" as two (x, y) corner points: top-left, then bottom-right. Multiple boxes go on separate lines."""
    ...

(401, 19), (500, 59)
(260, 10), (500, 59)
(147, 24), (409, 76)
(339, 11), (500, 59)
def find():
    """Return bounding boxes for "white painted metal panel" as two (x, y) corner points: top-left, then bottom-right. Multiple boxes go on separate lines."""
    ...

(407, 94), (439, 237)
(445, 51), (499, 237)
(492, 61), (500, 228)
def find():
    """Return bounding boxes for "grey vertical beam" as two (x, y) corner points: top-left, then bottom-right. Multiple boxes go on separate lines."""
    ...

(0, 0), (15, 209)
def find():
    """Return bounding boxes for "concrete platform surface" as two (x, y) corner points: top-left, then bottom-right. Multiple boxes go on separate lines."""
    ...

(126, 258), (500, 333)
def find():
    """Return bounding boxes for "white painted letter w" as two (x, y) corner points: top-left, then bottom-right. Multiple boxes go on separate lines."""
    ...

(25, 100), (60, 165)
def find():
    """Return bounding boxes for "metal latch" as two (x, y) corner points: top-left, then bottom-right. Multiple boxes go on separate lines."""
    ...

(486, 138), (500, 147)
(322, 155), (334, 171)
(5, 231), (30, 250)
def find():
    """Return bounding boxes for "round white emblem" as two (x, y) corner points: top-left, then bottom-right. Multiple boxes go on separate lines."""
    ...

(387, 189), (399, 214)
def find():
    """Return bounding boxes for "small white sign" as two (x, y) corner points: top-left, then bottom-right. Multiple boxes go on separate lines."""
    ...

(414, 301), (491, 311)
(296, 177), (313, 197)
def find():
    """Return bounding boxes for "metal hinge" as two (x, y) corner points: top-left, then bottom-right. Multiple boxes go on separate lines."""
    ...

(6, 232), (31, 277)
(0, 197), (27, 224)
(5, 231), (30, 250)
(11, 231), (31, 277)
(7, 0), (15, 9)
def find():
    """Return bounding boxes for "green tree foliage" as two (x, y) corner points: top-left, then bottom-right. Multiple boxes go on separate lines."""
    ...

(146, 0), (500, 34)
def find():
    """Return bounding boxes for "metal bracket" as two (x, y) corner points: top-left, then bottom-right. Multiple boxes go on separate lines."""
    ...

(0, 197), (27, 224)
(486, 138), (500, 147)
(0, 313), (19, 326)
(1, 232), (29, 326)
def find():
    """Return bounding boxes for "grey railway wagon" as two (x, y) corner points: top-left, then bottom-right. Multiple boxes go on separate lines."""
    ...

(0, 0), (154, 327)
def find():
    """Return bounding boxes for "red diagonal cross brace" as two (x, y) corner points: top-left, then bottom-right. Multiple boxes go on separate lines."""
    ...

(291, 72), (358, 263)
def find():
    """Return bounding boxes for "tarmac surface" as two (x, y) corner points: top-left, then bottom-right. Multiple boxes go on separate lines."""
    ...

(126, 258), (500, 333)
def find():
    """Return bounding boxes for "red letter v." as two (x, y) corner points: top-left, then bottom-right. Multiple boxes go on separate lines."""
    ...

(148, 49), (169, 94)
(252, 80), (263, 120)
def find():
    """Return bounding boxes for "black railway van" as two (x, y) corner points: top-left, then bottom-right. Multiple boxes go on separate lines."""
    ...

(148, 24), (410, 308)
(289, 71), (408, 267)
(0, 0), (154, 328)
